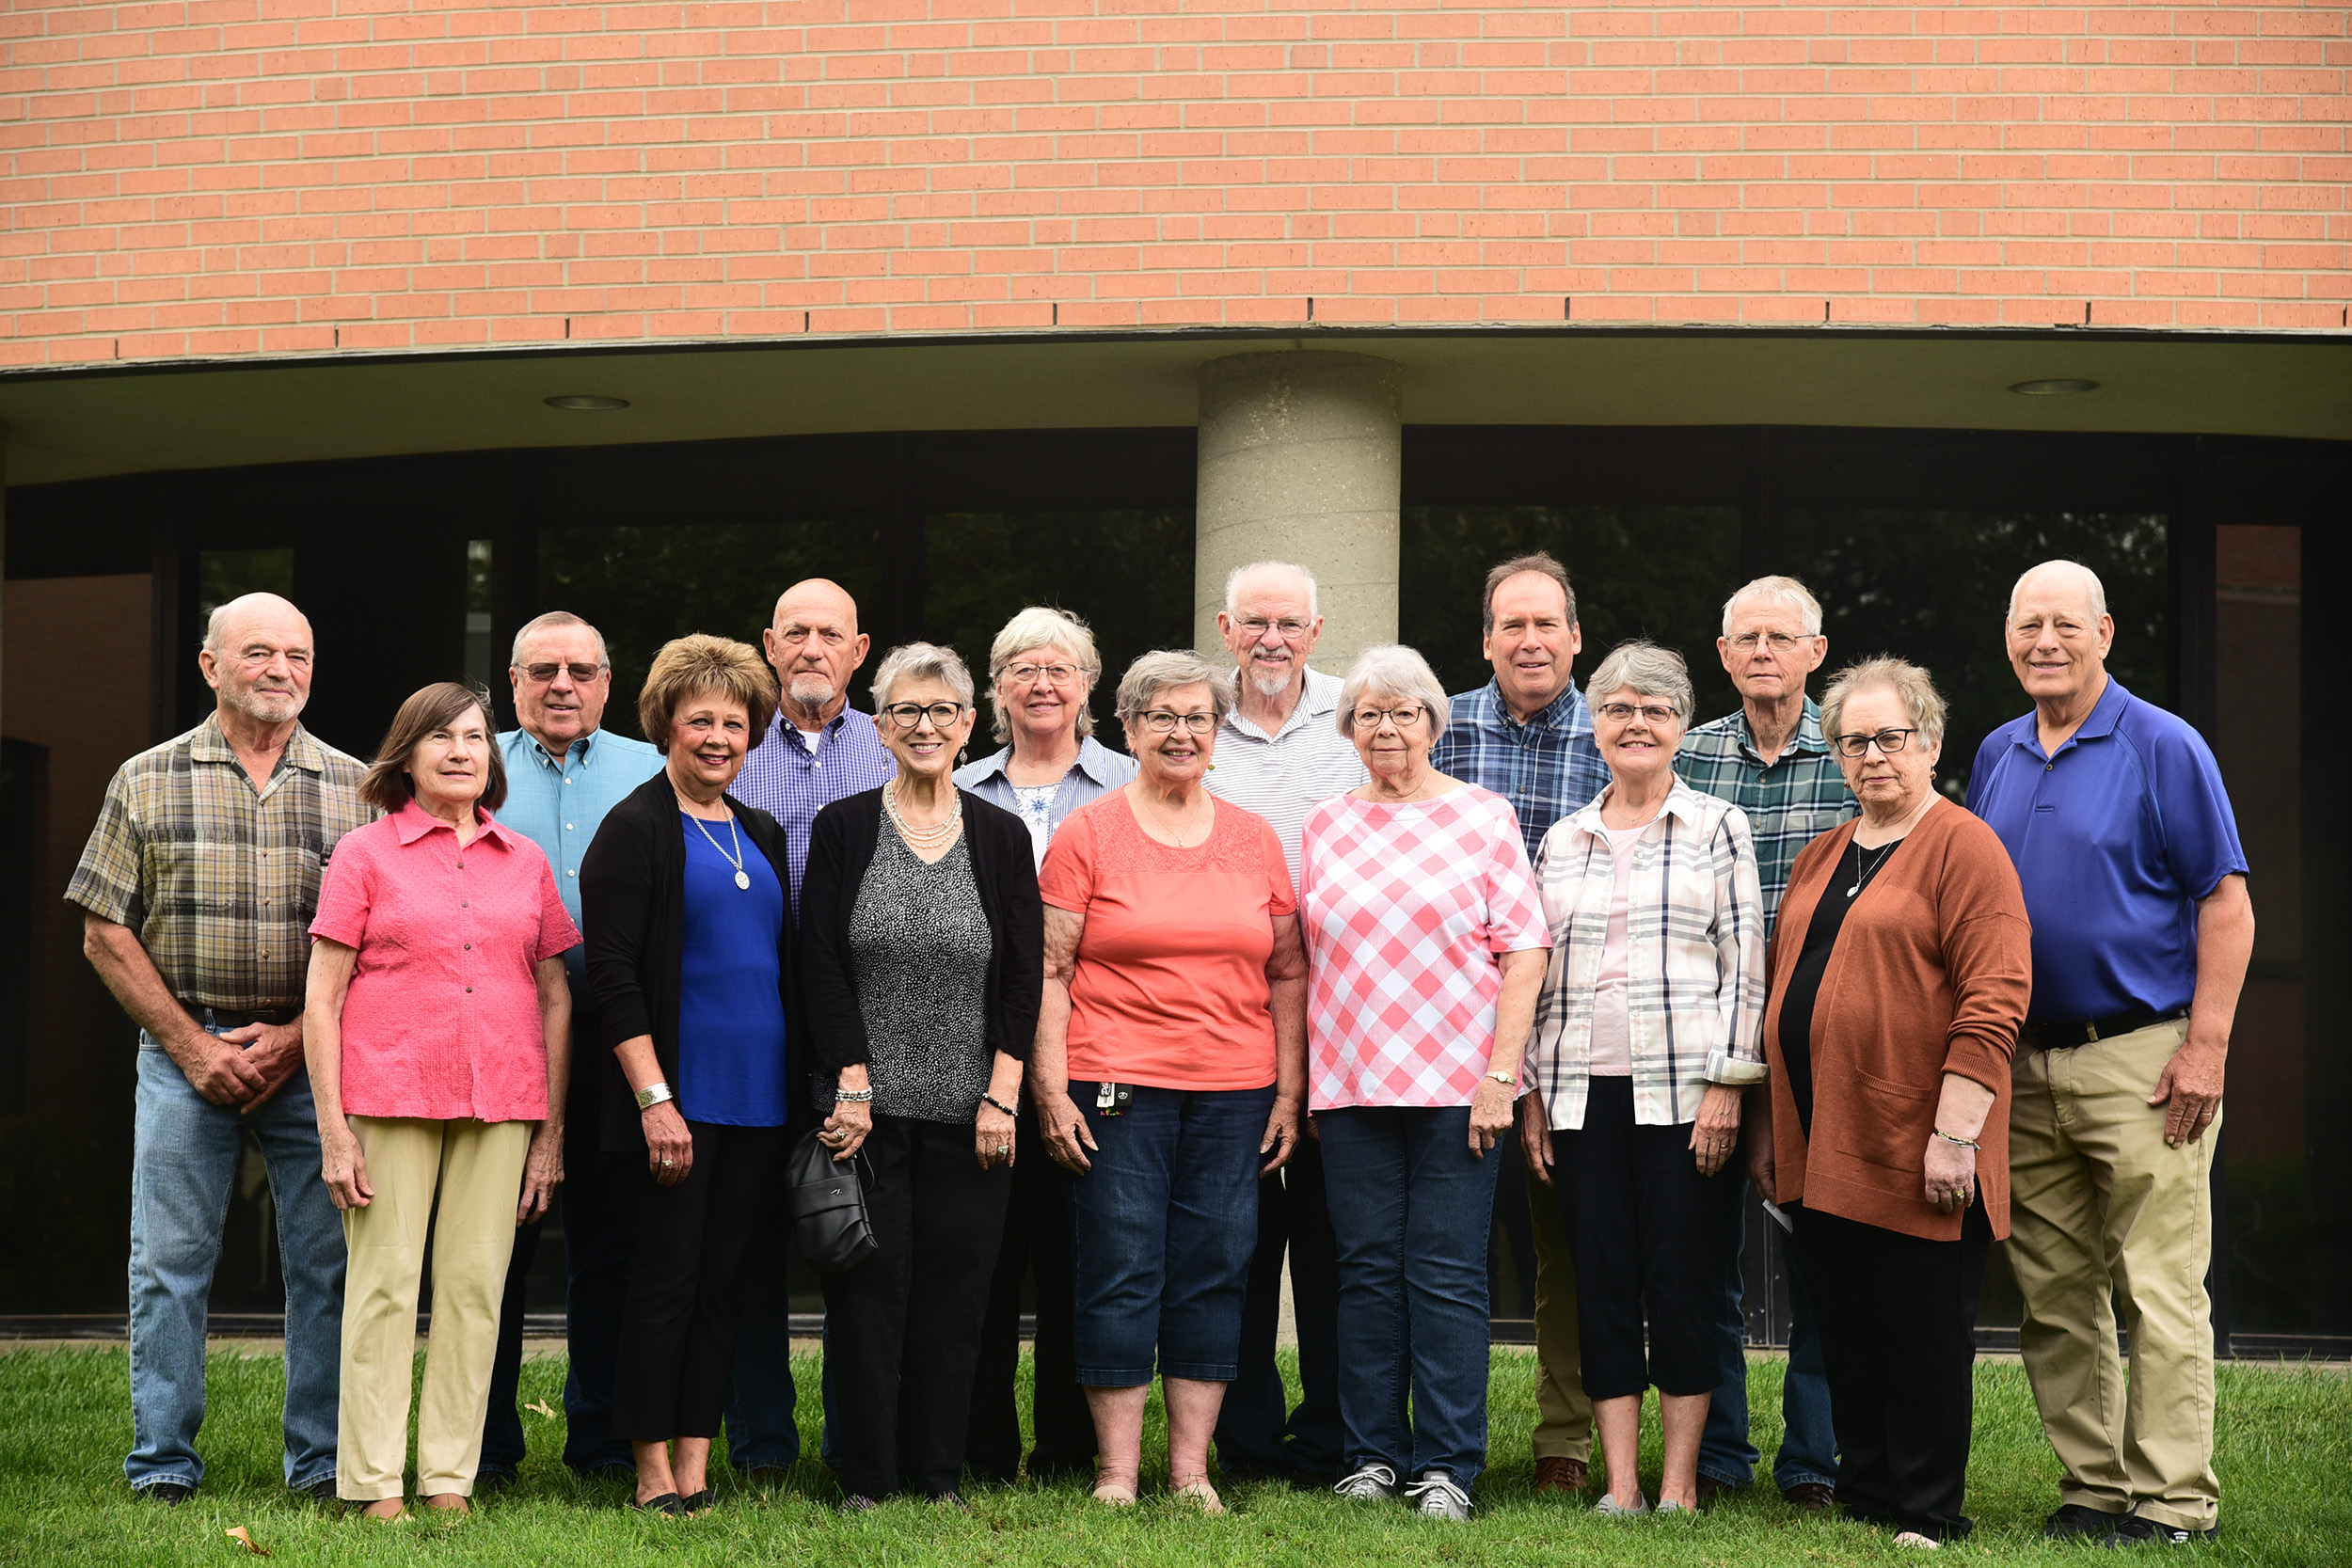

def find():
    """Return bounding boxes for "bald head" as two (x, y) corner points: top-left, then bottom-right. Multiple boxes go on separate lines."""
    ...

(2008, 560), (2107, 626)
(765, 578), (871, 727)
(199, 593), (315, 729)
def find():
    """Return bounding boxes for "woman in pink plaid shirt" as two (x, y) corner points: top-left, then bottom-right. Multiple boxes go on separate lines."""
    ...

(1296, 644), (1552, 1522)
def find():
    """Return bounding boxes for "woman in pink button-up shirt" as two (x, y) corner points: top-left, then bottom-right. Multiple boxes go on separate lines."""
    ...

(304, 682), (578, 1520)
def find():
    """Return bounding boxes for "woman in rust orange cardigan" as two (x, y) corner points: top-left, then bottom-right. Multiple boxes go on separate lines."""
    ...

(1748, 657), (2030, 1549)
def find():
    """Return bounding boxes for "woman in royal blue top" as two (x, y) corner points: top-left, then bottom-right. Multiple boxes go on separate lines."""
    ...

(581, 635), (793, 1517)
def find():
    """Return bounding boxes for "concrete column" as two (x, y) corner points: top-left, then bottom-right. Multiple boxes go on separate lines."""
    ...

(1194, 352), (1401, 675)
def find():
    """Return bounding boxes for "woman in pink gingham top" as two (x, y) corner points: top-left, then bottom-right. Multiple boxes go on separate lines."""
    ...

(1296, 645), (1550, 1517)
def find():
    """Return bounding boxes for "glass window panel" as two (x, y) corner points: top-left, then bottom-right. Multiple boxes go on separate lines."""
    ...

(538, 522), (885, 742)
(198, 548), (294, 626)
(2214, 525), (2304, 1334)
(925, 511), (1194, 740)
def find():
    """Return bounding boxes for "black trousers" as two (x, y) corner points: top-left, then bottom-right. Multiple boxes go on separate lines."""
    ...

(481, 988), (638, 1476)
(1794, 1199), (1991, 1541)
(1213, 1132), (1343, 1479)
(822, 1115), (1012, 1500)
(965, 1097), (1096, 1481)
(1552, 1076), (1732, 1401)
(612, 1121), (789, 1442)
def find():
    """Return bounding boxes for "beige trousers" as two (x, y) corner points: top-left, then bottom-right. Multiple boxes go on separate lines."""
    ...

(1526, 1162), (1595, 1462)
(338, 1116), (532, 1502)
(2008, 1018), (2220, 1531)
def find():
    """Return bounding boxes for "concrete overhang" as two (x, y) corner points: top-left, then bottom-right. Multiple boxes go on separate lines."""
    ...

(0, 325), (2344, 487)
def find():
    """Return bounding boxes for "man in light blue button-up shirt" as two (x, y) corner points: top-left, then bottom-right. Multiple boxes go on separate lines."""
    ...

(481, 612), (662, 1486)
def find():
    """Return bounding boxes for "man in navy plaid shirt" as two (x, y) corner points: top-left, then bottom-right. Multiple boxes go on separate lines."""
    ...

(1428, 551), (1606, 1496)
(1676, 575), (1856, 1512)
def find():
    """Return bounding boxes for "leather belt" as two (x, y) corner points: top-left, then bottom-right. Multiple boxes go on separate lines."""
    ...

(2025, 1006), (2185, 1051)
(199, 1006), (299, 1030)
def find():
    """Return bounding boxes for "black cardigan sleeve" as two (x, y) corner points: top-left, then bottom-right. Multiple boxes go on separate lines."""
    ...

(798, 796), (877, 1073)
(580, 785), (663, 1053)
(977, 802), (1044, 1061)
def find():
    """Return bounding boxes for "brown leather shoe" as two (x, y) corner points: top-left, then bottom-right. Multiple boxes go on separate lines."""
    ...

(1783, 1481), (1836, 1512)
(1534, 1457), (1589, 1494)
(1697, 1475), (1725, 1507)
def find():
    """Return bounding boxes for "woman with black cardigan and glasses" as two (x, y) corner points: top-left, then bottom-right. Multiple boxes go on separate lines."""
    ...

(800, 641), (1044, 1510)
(581, 634), (794, 1517)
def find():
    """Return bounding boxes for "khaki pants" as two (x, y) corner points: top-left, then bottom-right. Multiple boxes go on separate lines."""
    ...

(1527, 1163), (1594, 1462)
(338, 1117), (532, 1502)
(2008, 1019), (2219, 1531)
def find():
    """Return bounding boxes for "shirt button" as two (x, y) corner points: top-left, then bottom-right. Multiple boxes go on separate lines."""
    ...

(567, 869), (577, 878)
(465, 987), (472, 993)
(565, 823), (574, 831)
(465, 942), (473, 950)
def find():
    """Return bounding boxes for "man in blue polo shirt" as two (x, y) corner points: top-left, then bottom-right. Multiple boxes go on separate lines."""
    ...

(483, 610), (664, 1485)
(1967, 561), (2252, 1548)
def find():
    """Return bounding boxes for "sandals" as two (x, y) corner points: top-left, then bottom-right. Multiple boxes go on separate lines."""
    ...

(630, 1492), (687, 1516)
(1172, 1476), (1225, 1515)
(1092, 1480), (1137, 1507)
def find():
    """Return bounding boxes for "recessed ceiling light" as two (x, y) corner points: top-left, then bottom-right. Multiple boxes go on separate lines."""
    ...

(2009, 378), (2100, 396)
(544, 394), (629, 410)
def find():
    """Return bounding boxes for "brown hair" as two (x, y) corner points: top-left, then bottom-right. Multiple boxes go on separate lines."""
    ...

(638, 634), (779, 753)
(362, 682), (507, 813)
(1482, 551), (1578, 636)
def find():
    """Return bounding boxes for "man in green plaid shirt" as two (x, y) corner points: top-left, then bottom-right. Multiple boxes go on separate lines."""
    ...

(1675, 576), (1855, 1512)
(68, 594), (373, 1510)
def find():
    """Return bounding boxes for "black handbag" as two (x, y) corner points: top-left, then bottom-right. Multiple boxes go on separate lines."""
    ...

(785, 1128), (878, 1275)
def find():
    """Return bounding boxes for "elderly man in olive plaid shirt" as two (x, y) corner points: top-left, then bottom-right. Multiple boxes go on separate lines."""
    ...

(68, 594), (373, 1510)
(1675, 576), (1857, 1512)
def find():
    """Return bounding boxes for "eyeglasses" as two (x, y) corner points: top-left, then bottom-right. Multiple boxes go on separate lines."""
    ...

(1834, 728), (1918, 758)
(882, 702), (967, 730)
(522, 662), (605, 684)
(1236, 617), (1311, 641)
(1727, 632), (1814, 655)
(1003, 662), (1082, 686)
(1352, 704), (1427, 731)
(1137, 710), (1216, 735)
(1596, 702), (1680, 725)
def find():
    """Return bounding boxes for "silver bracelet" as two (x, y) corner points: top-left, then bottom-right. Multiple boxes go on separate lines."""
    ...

(634, 1081), (675, 1112)
(834, 1085), (876, 1103)
(1932, 1128), (1981, 1149)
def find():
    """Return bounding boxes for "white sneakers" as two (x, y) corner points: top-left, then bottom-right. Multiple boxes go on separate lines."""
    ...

(1405, 1472), (1472, 1521)
(1332, 1464), (1400, 1501)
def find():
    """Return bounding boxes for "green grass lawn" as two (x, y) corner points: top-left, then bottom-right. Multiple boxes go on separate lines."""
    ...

(0, 1346), (2344, 1566)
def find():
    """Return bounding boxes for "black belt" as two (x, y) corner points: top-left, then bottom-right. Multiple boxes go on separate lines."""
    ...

(2026, 1006), (2184, 1051)
(199, 1006), (298, 1030)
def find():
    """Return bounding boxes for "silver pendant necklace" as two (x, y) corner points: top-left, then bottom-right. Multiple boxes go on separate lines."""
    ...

(689, 810), (752, 890)
(1848, 837), (1896, 898)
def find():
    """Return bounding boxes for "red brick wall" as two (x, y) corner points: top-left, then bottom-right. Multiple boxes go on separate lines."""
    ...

(3, 0), (2344, 364)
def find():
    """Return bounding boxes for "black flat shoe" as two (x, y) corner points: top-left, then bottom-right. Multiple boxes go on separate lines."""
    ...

(2047, 1503), (2125, 1539)
(140, 1481), (194, 1508)
(679, 1489), (714, 1513)
(631, 1492), (686, 1515)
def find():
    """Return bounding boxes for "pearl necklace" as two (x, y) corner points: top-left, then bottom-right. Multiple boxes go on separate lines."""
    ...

(882, 779), (962, 849)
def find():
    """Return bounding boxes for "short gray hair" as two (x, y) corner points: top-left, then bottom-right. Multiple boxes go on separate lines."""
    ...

(1721, 575), (1823, 639)
(2008, 560), (2109, 624)
(1336, 644), (1451, 742)
(871, 641), (976, 712)
(1584, 640), (1694, 726)
(1821, 657), (1947, 748)
(1114, 649), (1232, 729)
(1224, 560), (1319, 618)
(511, 610), (611, 670)
(986, 606), (1103, 742)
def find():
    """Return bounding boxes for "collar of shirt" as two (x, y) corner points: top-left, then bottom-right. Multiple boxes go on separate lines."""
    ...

(1563, 773), (1709, 840)
(390, 797), (523, 851)
(772, 705), (854, 755)
(962, 734), (1125, 787)
(1223, 665), (1343, 744)
(2016, 673), (2130, 761)
(508, 727), (598, 774)
(1482, 676), (1588, 736)
(1730, 697), (1830, 765)
(187, 713), (327, 780)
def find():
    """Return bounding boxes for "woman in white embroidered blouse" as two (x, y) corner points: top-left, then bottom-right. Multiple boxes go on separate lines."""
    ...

(1519, 641), (1767, 1519)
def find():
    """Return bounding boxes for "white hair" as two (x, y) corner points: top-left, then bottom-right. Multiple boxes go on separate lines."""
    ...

(1822, 657), (1947, 747)
(510, 610), (611, 670)
(871, 641), (976, 711)
(2008, 560), (2108, 624)
(1585, 640), (1694, 726)
(986, 606), (1102, 741)
(1336, 644), (1452, 742)
(1721, 575), (1823, 639)
(1223, 560), (1319, 618)
(1115, 649), (1233, 728)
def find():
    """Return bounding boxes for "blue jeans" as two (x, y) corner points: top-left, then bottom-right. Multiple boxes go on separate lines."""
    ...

(1067, 1082), (1273, 1386)
(1698, 1179), (1840, 1492)
(1317, 1106), (1505, 1489)
(127, 1028), (344, 1494)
